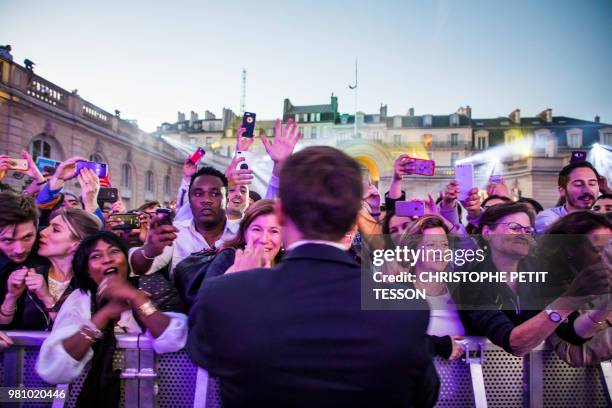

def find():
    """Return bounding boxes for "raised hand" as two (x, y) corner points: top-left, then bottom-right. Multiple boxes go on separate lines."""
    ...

(236, 126), (255, 152)
(49, 156), (88, 190)
(141, 213), (179, 258)
(441, 180), (459, 210)
(78, 168), (101, 212)
(460, 187), (481, 218)
(225, 155), (254, 186)
(7, 267), (28, 298)
(183, 158), (197, 182)
(393, 154), (416, 181)
(486, 177), (511, 199)
(25, 268), (53, 307)
(18, 150), (45, 182)
(261, 118), (301, 166)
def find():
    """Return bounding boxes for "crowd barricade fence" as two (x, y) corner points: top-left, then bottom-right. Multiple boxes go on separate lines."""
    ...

(0, 332), (610, 407)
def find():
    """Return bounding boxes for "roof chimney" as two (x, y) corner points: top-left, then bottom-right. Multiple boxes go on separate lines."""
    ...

(408, 107), (415, 117)
(204, 110), (216, 120)
(380, 104), (387, 118)
(508, 109), (521, 124)
(537, 108), (552, 123)
(457, 105), (472, 118)
(594, 115), (600, 123)
(177, 111), (185, 122)
(189, 111), (198, 125)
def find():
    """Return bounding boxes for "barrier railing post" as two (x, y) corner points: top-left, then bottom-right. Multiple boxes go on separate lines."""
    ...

(3, 347), (24, 408)
(119, 335), (141, 408)
(137, 338), (156, 408)
(600, 361), (612, 405)
(526, 351), (543, 408)
(465, 339), (488, 408)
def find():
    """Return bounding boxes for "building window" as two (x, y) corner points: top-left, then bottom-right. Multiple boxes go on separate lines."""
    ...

(450, 152), (460, 166)
(423, 134), (432, 148)
(298, 126), (304, 137)
(393, 134), (401, 146)
(89, 153), (104, 163)
(316, 113), (321, 122)
(423, 115), (432, 128)
(294, 114), (299, 122)
(303, 114), (309, 122)
(30, 139), (51, 161)
(310, 113), (316, 122)
(450, 133), (459, 147)
(393, 116), (402, 129)
(602, 132), (612, 145)
(164, 175), (171, 195)
(450, 114), (459, 127)
(566, 130), (582, 148)
(121, 164), (131, 188)
(311, 127), (317, 139)
(477, 135), (488, 150)
(178, 124), (185, 130)
(373, 132), (380, 141)
(208, 123), (215, 131)
(145, 171), (154, 193)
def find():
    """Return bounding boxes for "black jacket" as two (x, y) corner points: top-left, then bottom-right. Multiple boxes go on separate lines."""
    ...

(187, 243), (438, 408)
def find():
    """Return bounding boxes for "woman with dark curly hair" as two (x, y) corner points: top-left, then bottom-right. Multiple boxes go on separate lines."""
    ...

(36, 231), (186, 407)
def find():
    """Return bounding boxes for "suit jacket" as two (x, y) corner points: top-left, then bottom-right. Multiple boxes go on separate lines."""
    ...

(187, 243), (438, 408)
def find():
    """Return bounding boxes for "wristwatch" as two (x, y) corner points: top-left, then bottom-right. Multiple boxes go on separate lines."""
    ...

(545, 307), (562, 323)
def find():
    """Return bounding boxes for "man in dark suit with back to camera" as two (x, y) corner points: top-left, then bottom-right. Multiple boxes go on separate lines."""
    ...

(187, 146), (438, 407)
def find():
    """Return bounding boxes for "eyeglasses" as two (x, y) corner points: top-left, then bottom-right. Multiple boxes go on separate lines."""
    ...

(491, 222), (534, 234)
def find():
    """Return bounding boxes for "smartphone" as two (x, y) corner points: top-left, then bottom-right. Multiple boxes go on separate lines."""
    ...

(190, 147), (205, 164)
(35, 157), (60, 174)
(570, 151), (587, 163)
(241, 112), (256, 137)
(235, 151), (253, 171)
(395, 201), (425, 217)
(97, 187), (118, 203)
(156, 208), (175, 226)
(455, 163), (475, 201)
(109, 213), (141, 230)
(403, 156), (435, 176)
(76, 161), (108, 178)
(489, 175), (503, 185)
(8, 158), (28, 171)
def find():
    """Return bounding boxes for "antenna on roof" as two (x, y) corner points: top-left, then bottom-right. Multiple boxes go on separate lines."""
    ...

(348, 58), (358, 138)
(240, 68), (247, 115)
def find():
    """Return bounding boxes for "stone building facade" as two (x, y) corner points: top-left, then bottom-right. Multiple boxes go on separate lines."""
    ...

(0, 57), (184, 209)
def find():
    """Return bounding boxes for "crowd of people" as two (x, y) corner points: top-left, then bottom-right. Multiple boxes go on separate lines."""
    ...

(0, 119), (610, 407)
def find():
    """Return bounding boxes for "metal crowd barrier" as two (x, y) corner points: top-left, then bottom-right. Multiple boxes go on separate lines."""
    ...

(0, 332), (610, 407)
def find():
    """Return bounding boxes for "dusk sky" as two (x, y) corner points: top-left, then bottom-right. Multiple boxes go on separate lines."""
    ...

(2, 0), (611, 131)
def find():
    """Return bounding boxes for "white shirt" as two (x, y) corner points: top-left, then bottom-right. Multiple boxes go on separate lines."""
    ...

(129, 218), (238, 279)
(425, 291), (465, 337)
(36, 290), (187, 385)
(286, 240), (347, 252)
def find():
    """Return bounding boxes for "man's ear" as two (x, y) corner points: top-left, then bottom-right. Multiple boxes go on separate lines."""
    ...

(558, 186), (566, 199)
(274, 199), (284, 227)
(481, 225), (492, 242)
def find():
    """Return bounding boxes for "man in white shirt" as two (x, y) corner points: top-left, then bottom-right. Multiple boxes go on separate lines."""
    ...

(129, 166), (237, 278)
(535, 161), (600, 233)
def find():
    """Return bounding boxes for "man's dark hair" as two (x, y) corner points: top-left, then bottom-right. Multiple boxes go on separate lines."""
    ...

(481, 194), (512, 208)
(595, 193), (612, 202)
(558, 161), (599, 189)
(73, 231), (129, 293)
(249, 190), (262, 203)
(135, 201), (160, 212)
(0, 192), (39, 229)
(517, 197), (544, 214)
(279, 146), (362, 241)
(477, 202), (535, 234)
(189, 166), (228, 192)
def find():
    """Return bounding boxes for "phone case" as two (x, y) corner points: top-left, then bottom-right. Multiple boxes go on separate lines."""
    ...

(455, 163), (474, 201)
(77, 161), (108, 178)
(395, 201), (425, 217)
(9, 159), (28, 171)
(190, 147), (205, 164)
(406, 157), (435, 176)
(235, 151), (253, 171)
(241, 112), (256, 137)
